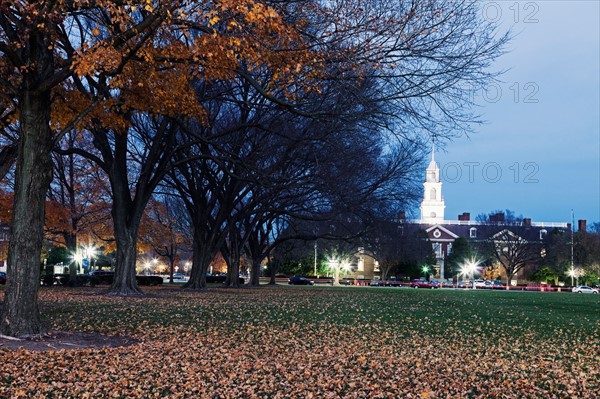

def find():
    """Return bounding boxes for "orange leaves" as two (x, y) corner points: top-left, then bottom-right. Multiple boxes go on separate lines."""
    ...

(73, 44), (124, 77)
(0, 287), (598, 398)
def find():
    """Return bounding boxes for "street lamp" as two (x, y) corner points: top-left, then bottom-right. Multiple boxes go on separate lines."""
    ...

(460, 258), (479, 288)
(421, 265), (430, 280)
(328, 258), (340, 285)
(84, 245), (96, 273)
(73, 251), (83, 273)
(328, 256), (351, 286)
(568, 268), (580, 287)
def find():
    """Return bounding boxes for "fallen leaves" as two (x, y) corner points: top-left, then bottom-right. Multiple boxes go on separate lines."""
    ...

(0, 287), (598, 398)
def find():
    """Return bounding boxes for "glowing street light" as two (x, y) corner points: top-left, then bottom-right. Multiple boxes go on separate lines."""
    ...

(69, 251), (84, 274)
(328, 256), (351, 286)
(83, 245), (96, 272)
(568, 268), (580, 287)
(421, 265), (430, 280)
(73, 252), (83, 266)
(460, 258), (480, 289)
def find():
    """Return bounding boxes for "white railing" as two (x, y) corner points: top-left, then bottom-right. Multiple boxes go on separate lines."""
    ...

(530, 222), (569, 228)
(406, 219), (568, 228)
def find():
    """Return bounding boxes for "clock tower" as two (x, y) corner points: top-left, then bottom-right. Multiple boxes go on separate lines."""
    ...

(420, 146), (445, 223)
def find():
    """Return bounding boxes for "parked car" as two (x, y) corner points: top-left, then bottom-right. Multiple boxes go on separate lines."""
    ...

(441, 279), (454, 288)
(0, 271), (6, 284)
(573, 286), (598, 294)
(385, 277), (404, 287)
(472, 279), (487, 288)
(370, 278), (384, 287)
(410, 279), (440, 289)
(484, 280), (504, 289)
(456, 280), (470, 288)
(288, 276), (314, 286)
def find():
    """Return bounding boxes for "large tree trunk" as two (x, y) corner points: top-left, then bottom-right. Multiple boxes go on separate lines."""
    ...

(0, 89), (53, 338)
(223, 237), (242, 288)
(183, 229), (212, 289)
(109, 217), (142, 295)
(224, 256), (242, 288)
(249, 259), (261, 287)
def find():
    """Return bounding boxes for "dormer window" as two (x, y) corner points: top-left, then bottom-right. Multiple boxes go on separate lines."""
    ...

(470, 227), (477, 238)
(539, 229), (547, 240)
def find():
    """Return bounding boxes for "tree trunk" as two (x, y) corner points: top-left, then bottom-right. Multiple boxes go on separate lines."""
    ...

(225, 257), (241, 288)
(269, 257), (279, 285)
(249, 259), (261, 287)
(223, 239), (242, 288)
(506, 270), (514, 287)
(109, 220), (142, 295)
(183, 229), (211, 289)
(0, 89), (53, 338)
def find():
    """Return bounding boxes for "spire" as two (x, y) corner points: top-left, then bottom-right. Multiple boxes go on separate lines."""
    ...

(427, 143), (438, 172)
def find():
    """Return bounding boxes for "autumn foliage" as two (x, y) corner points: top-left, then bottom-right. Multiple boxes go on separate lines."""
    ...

(1, 287), (598, 398)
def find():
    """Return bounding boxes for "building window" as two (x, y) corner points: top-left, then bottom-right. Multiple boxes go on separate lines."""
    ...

(430, 188), (437, 200)
(433, 243), (442, 258)
(539, 229), (547, 240)
(470, 227), (477, 238)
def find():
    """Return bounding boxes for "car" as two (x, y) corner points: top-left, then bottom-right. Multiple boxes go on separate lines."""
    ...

(172, 273), (185, 280)
(410, 279), (440, 289)
(472, 279), (487, 288)
(288, 276), (314, 286)
(385, 277), (404, 287)
(441, 279), (454, 288)
(0, 271), (6, 284)
(573, 286), (599, 294)
(484, 280), (504, 289)
(370, 278), (384, 287)
(456, 280), (470, 288)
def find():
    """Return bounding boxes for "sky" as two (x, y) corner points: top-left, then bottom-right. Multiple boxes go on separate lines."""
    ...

(431, 1), (600, 227)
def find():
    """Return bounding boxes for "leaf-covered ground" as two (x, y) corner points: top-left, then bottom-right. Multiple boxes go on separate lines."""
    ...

(1, 286), (599, 398)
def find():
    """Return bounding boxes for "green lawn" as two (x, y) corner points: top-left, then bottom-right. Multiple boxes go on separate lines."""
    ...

(2, 286), (599, 398)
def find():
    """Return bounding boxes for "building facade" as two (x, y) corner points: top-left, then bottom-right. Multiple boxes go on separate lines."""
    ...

(346, 148), (579, 284)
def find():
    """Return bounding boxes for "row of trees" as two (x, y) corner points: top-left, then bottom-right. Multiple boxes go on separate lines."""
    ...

(0, 0), (508, 337)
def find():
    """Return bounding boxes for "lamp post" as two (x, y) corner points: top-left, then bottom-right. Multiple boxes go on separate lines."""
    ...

(314, 241), (317, 277)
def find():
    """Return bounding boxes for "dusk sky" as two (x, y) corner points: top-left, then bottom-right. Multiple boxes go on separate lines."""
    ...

(432, 1), (599, 227)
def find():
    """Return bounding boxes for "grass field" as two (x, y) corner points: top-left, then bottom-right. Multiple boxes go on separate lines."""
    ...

(1, 286), (599, 398)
